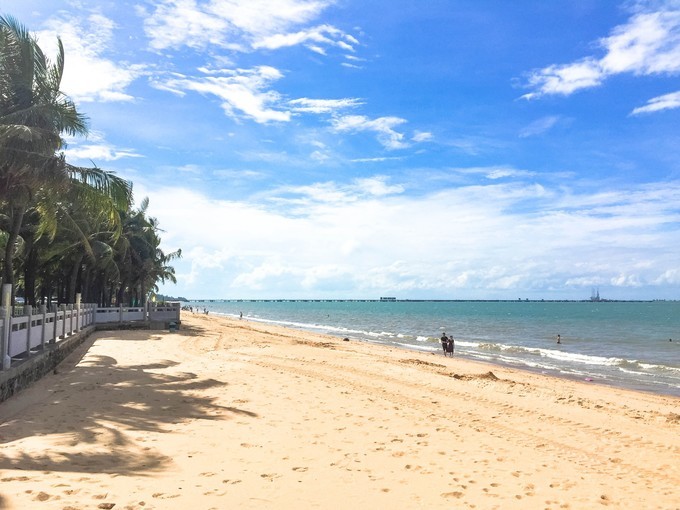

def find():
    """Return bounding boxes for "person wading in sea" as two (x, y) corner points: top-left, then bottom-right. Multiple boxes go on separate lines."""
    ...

(440, 333), (449, 355)
(446, 336), (455, 356)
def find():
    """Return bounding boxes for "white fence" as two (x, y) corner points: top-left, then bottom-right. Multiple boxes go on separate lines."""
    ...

(1, 293), (180, 371)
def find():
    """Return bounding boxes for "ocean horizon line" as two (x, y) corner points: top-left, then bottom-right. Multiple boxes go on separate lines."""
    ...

(185, 298), (678, 303)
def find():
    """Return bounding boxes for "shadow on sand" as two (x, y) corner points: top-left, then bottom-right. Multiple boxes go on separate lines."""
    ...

(0, 326), (257, 475)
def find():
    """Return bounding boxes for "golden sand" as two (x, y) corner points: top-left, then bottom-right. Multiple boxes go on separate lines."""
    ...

(0, 312), (678, 509)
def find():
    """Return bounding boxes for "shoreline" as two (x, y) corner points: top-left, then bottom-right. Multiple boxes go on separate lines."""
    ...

(0, 312), (678, 509)
(211, 310), (680, 398)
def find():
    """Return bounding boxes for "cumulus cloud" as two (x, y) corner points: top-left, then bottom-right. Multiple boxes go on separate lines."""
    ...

(140, 174), (680, 298)
(522, 6), (680, 100)
(37, 14), (145, 103)
(631, 89), (680, 113)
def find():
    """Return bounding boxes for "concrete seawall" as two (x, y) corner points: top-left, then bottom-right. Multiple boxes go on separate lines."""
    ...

(0, 326), (96, 403)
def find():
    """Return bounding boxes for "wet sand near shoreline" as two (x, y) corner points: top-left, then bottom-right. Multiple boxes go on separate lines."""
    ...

(0, 313), (678, 509)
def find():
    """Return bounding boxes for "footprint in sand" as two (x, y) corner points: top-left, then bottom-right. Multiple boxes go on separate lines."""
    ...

(35, 492), (52, 501)
(441, 491), (464, 499)
(1, 476), (30, 482)
(152, 492), (181, 499)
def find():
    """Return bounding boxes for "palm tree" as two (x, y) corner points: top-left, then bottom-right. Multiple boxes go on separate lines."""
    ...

(21, 175), (130, 305)
(112, 199), (181, 307)
(0, 15), (86, 295)
(0, 16), (131, 302)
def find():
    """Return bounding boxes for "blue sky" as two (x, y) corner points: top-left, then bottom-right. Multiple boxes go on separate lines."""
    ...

(6, 0), (680, 300)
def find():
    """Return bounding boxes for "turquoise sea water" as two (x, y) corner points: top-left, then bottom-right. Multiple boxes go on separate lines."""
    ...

(188, 300), (680, 397)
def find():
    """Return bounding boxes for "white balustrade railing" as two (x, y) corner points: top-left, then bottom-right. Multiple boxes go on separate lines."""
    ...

(0, 288), (180, 371)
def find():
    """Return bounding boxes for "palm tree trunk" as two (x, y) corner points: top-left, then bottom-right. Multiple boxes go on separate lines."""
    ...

(23, 242), (39, 306)
(3, 205), (25, 303)
(67, 253), (84, 303)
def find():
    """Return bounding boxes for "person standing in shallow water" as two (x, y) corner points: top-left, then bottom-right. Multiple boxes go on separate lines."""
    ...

(446, 336), (454, 356)
(440, 333), (448, 355)
(557, 334), (561, 344)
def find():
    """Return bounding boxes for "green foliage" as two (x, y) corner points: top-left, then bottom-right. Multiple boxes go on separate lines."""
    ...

(0, 16), (179, 306)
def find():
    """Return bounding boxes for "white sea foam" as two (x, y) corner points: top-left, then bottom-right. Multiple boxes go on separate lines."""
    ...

(193, 299), (680, 397)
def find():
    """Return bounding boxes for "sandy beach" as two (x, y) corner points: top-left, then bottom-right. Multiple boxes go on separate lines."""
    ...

(0, 313), (678, 509)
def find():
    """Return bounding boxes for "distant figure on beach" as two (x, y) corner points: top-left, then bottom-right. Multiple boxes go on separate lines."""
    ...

(556, 334), (561, 344)
(440, 333), (448, 355)
(240, 312), (243, 319)
(446, 336), (454, 356)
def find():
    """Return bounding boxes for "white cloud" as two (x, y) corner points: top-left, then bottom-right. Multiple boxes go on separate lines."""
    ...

(331, 115), (409, 149)
(143, 0), (357, 56)
(288, 97), (364, 113)
(64, 144), (143, 162)
(523, 59), (603, 99)
(412, 131), (433, 142)
(519, 116), (561, 137)
(155, 66), (290, 123)
(353, 176), (405, 196)
(176, 164), (203, 174)
(631, 89), (680, 113)
(142, 175), (680, 298)
(654, 268), (680, 284)
(142, 0), (237, 52)
(155, 70), (367, 124)
(213, 169), (265, 180)
(253, 24), (358, 53)
(63, 131), (143, 162)
(310, 150), (331, 162)
(523, 7), (680, 99)
(455, 166), (536, 180)
(600, 10), (680, 75)
(38, 14), (145, 103)
(351, 156), (404, 163)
